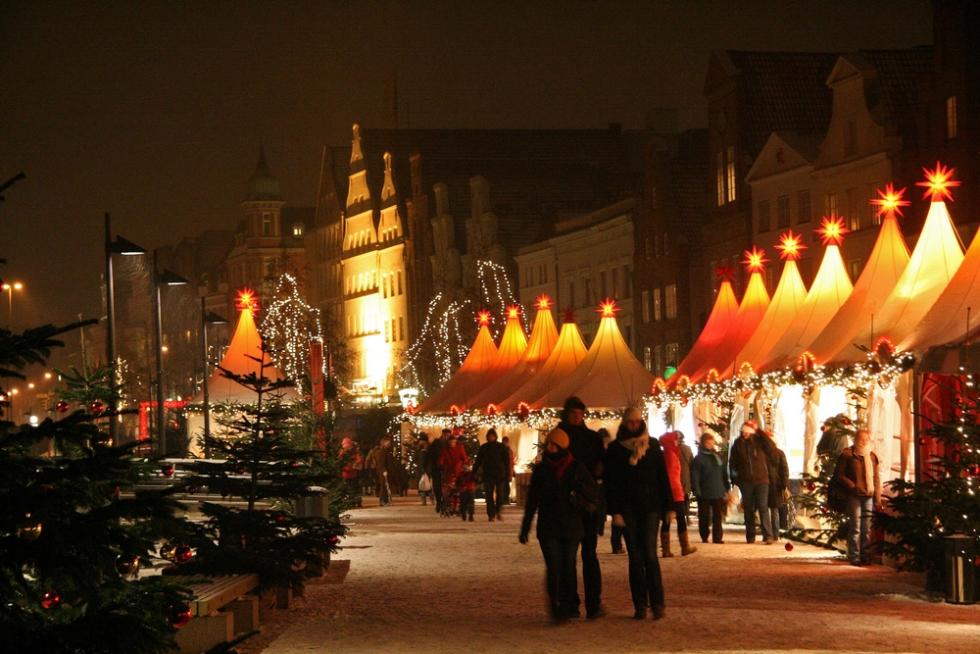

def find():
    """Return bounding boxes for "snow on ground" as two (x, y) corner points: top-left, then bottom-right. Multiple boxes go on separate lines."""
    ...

(253, 496), (979, 654)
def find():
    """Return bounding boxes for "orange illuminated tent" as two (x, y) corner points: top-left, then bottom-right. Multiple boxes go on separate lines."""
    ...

(688, 250), (771, 383)
(808, 186), (912, 363)
(418, 311), (499, 413)
(734, 232), (809, 376)
(667, 274), (740, 386)
(501, 311), (588, 412)
(761, 217), (854, 371)
(828, 165), (964, 364)
(469, 296), (559, 411)
(535, 300), (655, 409)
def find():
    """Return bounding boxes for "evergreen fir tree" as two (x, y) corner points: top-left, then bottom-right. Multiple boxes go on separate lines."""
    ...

(178, 355), (347, 591)
(879, 380), (980, 591)
(0, 324), (193, 654)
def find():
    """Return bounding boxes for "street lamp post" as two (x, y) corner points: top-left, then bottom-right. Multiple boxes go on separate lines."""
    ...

(104, 212), (145, 444)
(2, 280), (24, 327)
(152, 251), (189, 455)
(200, 297), (227, 454)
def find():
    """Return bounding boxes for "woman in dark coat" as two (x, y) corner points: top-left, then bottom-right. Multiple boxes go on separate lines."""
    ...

(605, 406), (673, 620)
(763, 430), (790, 540)
(519, 427), (598, 623)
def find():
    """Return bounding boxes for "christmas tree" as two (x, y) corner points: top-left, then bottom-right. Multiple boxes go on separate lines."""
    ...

(879, 379), (980, 591)
(177, 355), (348, 591)
(0, 324), (194, 654)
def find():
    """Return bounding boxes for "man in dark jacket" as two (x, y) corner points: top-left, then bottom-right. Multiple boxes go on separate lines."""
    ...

(729, 420), (775, 543)
(691, 429), (730, 544)
(557, 396), (605, 619)
(425, 428), (450, 513)
(474, 428), (511, 521)
(763, 430), (790, 540)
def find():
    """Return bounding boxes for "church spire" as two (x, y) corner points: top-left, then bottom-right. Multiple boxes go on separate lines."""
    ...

(245, 144), (280, 201)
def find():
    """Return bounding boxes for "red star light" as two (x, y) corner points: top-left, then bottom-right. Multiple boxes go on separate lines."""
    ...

(535, 294), (552, 310)
(816, 215), (849, 246)
(236, 289), (259, 313)
(916, 162), (960, 202)
(714, 265), (736, 282)
(742, 246), (768, 272)
(775, 231), (806, 261)
(870, 183), (910, 217)
(506, 305), (521, 320)
(597, 299), (619, 317)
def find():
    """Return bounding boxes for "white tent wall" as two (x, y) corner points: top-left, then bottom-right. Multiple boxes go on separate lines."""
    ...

(868, 380), (903, 483)
(772, 385), (806, 477)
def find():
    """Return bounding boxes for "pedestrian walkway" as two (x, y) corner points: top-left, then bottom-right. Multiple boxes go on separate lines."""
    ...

(259, 499), (980, 653)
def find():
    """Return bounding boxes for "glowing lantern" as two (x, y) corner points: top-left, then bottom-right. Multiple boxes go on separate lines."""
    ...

(916, 162), (960, 202)
(775, 231), (806, 261)
(742, 247), (768, 272)
(816, 215), (848, 246)
(871, 183), (910, 217)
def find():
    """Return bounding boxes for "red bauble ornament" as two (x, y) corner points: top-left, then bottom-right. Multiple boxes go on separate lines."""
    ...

(168, 604), (193, 629)
(161, 464), (176, 478)
(328, 534), (340, 546)
(784, 542), (794, 552)
(40, 591), (62, 610)
(115, 554), (140, 576)
(88, 400), (105, 414)
(174, 545), (194, 564)
(274, 513), (287, 525)
(806, 482), (816, 491)
(56, 400), (70, 413)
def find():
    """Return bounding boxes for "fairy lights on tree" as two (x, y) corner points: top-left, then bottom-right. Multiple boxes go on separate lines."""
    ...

(260, 274), (323, 392)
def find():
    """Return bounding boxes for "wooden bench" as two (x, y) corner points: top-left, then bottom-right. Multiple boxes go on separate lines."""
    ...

(173, 574), (259, 654)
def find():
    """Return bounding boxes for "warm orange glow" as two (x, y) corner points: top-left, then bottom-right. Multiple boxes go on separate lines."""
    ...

(775, 230), (806, 261)
(916, 162), (960, 202)
(562, 308), (577, 324)
(816, 215), (849, 246)
(535, 294), (552, 310)
(476, 310), (492, 327)
(742, 246), (768, 272)
(873, 337), (895, 357)
(597, 299), (619, 317)
(486, 403), (498, 416)
(517, 401), (531, 416)
(236, 289), (259, 313)
(506, 305), (520, 320)
(871, 183), (910, 217)
(450, 404), (461, 416)
(797, 351), (817, 372)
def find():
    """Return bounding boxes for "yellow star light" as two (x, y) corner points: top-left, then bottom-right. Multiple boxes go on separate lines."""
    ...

(775, 230), (807, 261)
(742, 246), (768, 272)
(870, 183), (910, 217)
(916, 162), (960, 202)
(597, 299), (619, 317)
(816, 215), (849, 246)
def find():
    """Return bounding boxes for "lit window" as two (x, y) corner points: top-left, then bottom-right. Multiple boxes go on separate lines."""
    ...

(665, 284), (678, 320)
(825, 192), (838, 217)
(715, 151), (725, 206)
(846, 187), (860, 231)
(641, 290), (650, 323)
(665, 342), (679, 368)
(292, 223), (304, 237)
(643, 346), (653, 371)
(654, 345), (664, 376)
(261, 213), (273, 236)
(397, 271), (403, 295)
(946, 96), (958, 140)
(398, 317), (404, 342)
(725, 146), (736, 203)
(653, 288), (662, 322)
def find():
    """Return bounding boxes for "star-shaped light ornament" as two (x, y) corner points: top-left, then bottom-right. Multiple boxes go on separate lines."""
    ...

(597, 299), (619, 317)
(775, 230), (807, 261)
(535, 294), (553, 310)
(714, 265), (736, 282)
(916, 162), (960, 202)
(742, 246), (768, 272)
(506, 305), (521, 320)
(236, 289), (260, 313)
(816, 215), (849, 246)
(870, 183), (910, 218)
(476, 310), (492, 327)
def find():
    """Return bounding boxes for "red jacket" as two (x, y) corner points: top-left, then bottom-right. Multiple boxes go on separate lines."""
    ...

(456, 470), (478, 493)
(438, 444), (470, 479)
(660, 432), (685, 502)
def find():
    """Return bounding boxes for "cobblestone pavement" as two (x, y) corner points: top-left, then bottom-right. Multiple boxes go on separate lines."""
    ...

(258, 497), (980, 654)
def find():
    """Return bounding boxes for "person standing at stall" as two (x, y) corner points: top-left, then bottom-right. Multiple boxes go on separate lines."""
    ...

(833, 428), (881, 566)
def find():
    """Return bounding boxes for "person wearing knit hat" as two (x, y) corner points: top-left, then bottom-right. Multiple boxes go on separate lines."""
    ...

(556, 396), (606, 620)
(604, 405), (673, 620)
(519, 425), (598, 624)
(729, 419), (776, 544)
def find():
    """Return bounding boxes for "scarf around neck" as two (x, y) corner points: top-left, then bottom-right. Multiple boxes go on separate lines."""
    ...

(545, 450), (574, 480)
(617, 422), (650, 466)
(854, 442), (875, 495)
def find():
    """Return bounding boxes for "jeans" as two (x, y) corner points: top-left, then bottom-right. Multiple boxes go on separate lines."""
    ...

(375, 473), (391, 506)
(622, 510), (665, 610)
(610, 524), (624, 552)
(484, 479), (508, 518)
(578, 512), (602, 614)
(697, 497), (726, 543)
(847, 495), (873, 563)
(768, 505), (788, 538)
(459, 491), (474, 520)
(660, 500), (688, 534)
(538, 537), (580, 618)
(739, 483), (773, 542)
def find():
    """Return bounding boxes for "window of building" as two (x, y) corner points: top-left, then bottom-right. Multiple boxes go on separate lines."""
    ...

(825, 192), (839, 217)
(665, 342), (679, 369)
(398, 317), (404, 342)
(264, 257), (276, 277)
(622, 265), (632, 298)
(382, 275), (388, 298)
(946, 96), (958, 140)
(849, 260), (862, 281)
(867, 182), (880, 225)
(798, 190), (811, 223)
(777, 195), (790, 228)
(665, 284), (678, 319)
(643, 346), (653, 371)
(725, 146), (737, 203)
(612, 268), (620, 298)
(844, 120), (857, 156)
(397, 271), (403, 295)
(384, 319), (390, 343)
(261, 213), (273, 236)
(641, 290), (650, 323)
(653, 288), (663, 322)
(292, 223), (304, 237)
(757, 200), (771, 233)
(654, 345), (664, 376)
(846, 187), (860, 231)
(715, 151), (725, 206)
(663, 232), (669, 256)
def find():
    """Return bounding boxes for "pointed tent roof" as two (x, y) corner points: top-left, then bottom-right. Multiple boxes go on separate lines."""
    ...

(194, 292), (297, 404)
(809, 205), (911, 363)
(468, 298), (558, 410)
(830, 198), (963, 363)
(690, 268), (771, 383)
(501, 315), (588, 412)
(418, 313), (499, 413)
(669, 279), (740, 385)
(735, 256), (808, 375)
(536, 302), (655, 409)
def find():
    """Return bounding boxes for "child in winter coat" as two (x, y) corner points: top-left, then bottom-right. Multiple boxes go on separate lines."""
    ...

(456, 465), (478, 522)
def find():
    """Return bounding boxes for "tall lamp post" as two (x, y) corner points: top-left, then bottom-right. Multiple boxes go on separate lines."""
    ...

(152, 251), (189, 455)
(104, 212), (145, 444)
(2, 280), (24, 327)
(200, 297), (227, 451)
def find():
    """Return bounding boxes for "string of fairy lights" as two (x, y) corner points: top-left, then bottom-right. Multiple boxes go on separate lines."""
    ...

(260, 273), (324, 392)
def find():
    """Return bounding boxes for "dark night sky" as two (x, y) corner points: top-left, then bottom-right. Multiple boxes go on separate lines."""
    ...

(0, 0), (932, 333)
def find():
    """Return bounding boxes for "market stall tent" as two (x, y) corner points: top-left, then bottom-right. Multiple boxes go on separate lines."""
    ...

(499, 313), (588, 412)
(667, 277), (740, 386)
(418, 311), (499, 413)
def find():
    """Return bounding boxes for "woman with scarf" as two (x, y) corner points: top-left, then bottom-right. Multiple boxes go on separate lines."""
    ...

(832, 428), (881, 566)
(519, 427), (598, 623)
(605, 406), (673, 620)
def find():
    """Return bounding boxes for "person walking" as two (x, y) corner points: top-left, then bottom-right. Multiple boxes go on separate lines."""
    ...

(729, 420), (775, 544)
(659, 431), (697, 556)
(368, 438), (394, 506)
(557, 396), (605, 619)
(763, 429), (790, 540)
(426, 428), (450, 513)
(339, 437), (364, 508)
(605, 406), (673, 620)
(519, 427), (598, 624)
(438, 434), (470, 515)
(691, 429), (730, 544)
(599, 428), (625, 554)
(501, 435), (516, 504)
(415, 434), (432, 505)
(833, 428), (881, 566)
(474, 428), (511, 521)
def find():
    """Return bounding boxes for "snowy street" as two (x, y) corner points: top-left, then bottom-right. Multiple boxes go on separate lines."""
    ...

(253, 497), (980, 654)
